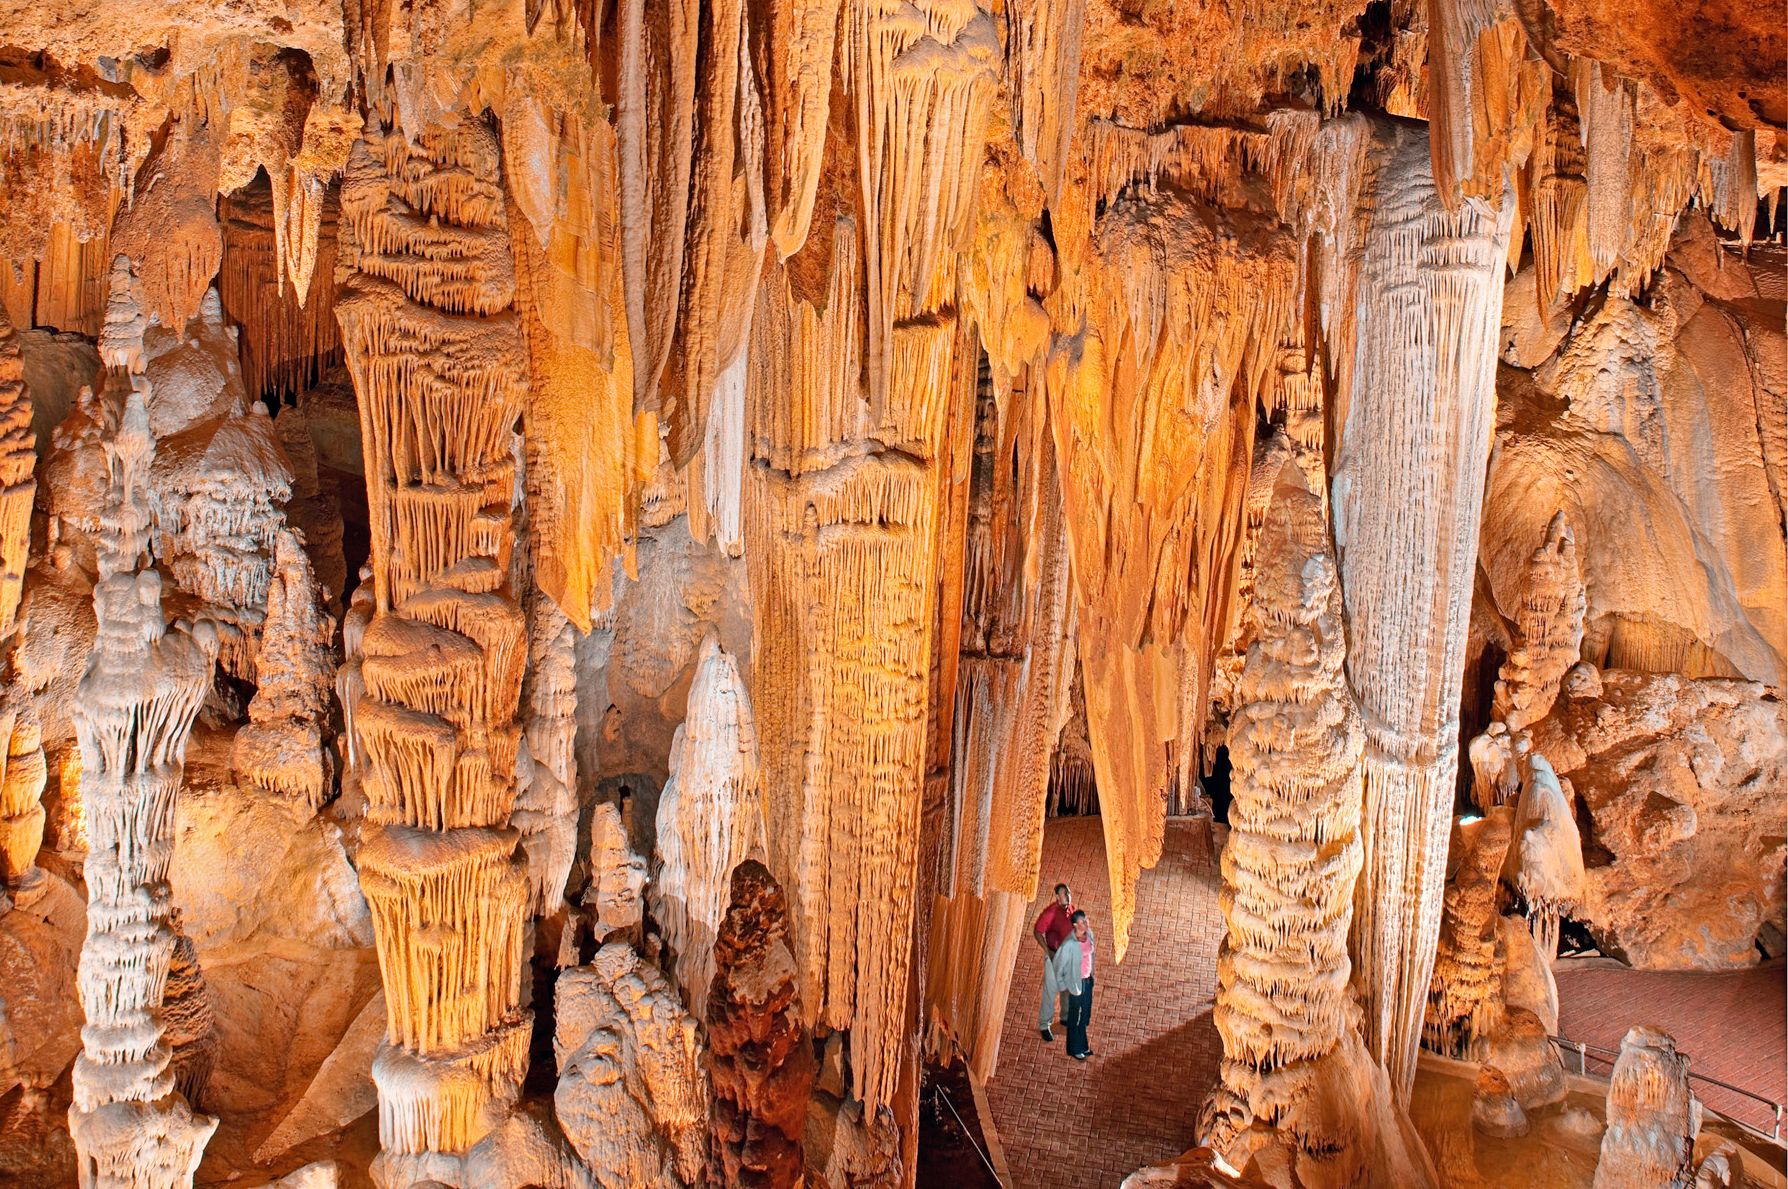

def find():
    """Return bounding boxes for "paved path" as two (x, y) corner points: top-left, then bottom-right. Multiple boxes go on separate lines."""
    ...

(985, 817), (1225, 1189)
(1554, 957), (1787, 1135)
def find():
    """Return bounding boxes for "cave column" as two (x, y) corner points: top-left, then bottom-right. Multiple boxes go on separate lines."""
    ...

(333, 117), (532, 1185)
(1329, 119), (1514, 1100)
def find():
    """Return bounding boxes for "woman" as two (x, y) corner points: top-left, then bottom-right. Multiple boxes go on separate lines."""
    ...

(1048, 910), (1095, 1060)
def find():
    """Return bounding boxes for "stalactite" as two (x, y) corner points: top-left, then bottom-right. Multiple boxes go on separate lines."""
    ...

(232, 530), (337, 807)
(763, 0), (844, 260)
(651, 635), (761, 1021)
(1200, 469), (1383, 1187)
(658, 0), (766, 468)
(1502, 753), (1584, 962)
(1004, 0), (1085, 209)
(745, 0), (994, 1117)
(334, 117), (533, 1183)
(67, 380), (222, 1188)
(1330, 119), (1513, 1100)
(505, 104), (650, 627)
(706, 860), (815, 1189)
(108, 118), (224, 335)
(616, 0), (698, 422)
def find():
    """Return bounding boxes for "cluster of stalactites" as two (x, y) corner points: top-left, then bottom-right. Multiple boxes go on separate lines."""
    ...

(1202, 473), (1372, 1186)
(1047, 176), (1300, 960)
(334, 115), (534, 1171)
(1423, 0), (1780, 307)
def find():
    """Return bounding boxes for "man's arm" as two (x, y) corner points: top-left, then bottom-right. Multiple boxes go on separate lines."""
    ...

(1033, 905), (1055, 951)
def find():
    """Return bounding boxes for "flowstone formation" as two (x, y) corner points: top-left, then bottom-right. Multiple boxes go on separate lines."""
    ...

(0, 306), (45, 898)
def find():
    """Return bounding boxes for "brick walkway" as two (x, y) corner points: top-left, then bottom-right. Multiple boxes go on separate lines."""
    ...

(985, 817), (1225, 1189)
(1554, 958), (1787, 1135)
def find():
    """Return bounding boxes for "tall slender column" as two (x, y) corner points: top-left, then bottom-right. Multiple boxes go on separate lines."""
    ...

(1330, 120), (1513, 1098)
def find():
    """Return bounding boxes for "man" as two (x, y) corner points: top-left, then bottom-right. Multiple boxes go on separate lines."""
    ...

(1033, 883), (1075, 1041)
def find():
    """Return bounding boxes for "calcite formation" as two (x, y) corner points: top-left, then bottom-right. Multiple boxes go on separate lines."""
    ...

(231, 530), (336, 807)
(1593, 1026), (1699, 1189)
(651, 635), (761, 1020)
(706, 860), (814, 1189)
(553, 943), (708, 1188)
(0, 305), (44, 895)
(1531, 669), (1785, 968)
(0, 0), (1782, 1182)
(67, 394), (222, 1187)
(335, 118), (534, 1184)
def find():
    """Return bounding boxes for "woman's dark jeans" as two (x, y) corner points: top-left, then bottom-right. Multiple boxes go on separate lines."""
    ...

(1066, 975), (1094, 1057)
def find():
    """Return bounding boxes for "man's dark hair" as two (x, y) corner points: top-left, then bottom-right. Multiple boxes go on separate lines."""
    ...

(1070, 910), (1087, 924)
(1054, 883), (1069, 896)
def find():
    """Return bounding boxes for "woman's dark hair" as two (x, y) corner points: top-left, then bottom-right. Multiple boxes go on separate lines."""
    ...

(1070, 910), (1087, 924)
(1054, 883), (1070, 896)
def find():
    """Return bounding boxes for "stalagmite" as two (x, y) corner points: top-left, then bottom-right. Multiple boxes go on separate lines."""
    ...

(1331, 119), (1513, 1098)
(1422, 809), (1514, 1059)
(334, 118), (533, 1185)
(553, 942), (708, 1187)
(1200, 469), (1386, 1186)
(160, 923), (216, 1111)
(584, 802), (646, 945)
(706, 859), (814, 1189)
(1492, 513), (1586, 732)
(232, 530), (336, 806)
(0, 0), (1784, 1179)
(651, 634), (761, 1019)
(67, 382), (222, 1188)
(1593, 1026), (1699, 1189)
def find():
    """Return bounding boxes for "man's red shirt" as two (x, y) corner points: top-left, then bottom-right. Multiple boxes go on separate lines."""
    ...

(1035, 901), (1074, 951)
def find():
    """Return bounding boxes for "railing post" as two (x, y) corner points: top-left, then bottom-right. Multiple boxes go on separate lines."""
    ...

(1774, 1102), (1783, 1144)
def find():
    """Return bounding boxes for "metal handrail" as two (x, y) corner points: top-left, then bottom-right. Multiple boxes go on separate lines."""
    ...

(1548, 1035), (1786, 1147)
(933, 1081), (1006, 1188)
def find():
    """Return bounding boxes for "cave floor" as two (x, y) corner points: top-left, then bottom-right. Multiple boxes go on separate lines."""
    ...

(1554, 955), (1787, 1136)
(986, 816), (1225, 1189)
